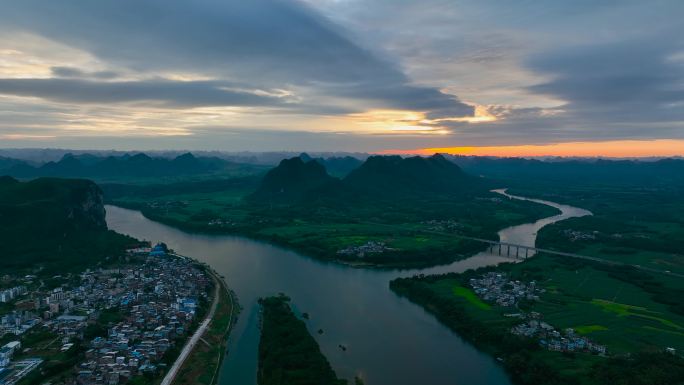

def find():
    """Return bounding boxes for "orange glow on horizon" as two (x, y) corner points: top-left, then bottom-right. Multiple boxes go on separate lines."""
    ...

(380, 139), (684, 158)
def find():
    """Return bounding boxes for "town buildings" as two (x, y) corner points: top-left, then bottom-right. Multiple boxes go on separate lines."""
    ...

(0, 247), (211, 385)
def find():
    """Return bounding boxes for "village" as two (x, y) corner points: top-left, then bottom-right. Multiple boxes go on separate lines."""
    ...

(336, 241), (392, 258)
(511, 320), (607, 354)
(0, 243), (211, 385)
(421, 219), (465, 233)
(469, 271), (543, 307)
(468, 271), (607, 355)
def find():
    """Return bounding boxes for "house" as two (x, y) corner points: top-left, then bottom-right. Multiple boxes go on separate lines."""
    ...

(149, 243), (168, 257)
(4, 341), (21, 354)
(0, 342), (20, 367)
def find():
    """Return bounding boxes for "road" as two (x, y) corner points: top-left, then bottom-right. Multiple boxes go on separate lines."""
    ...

(361, 221), (683, 278)
(207, 272), (237, 385)
(160, 269), (221, 385)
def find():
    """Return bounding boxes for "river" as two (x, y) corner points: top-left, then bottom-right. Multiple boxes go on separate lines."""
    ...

(105, 190), (591, 385)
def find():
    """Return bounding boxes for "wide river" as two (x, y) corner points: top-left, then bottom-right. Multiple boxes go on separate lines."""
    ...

(106, 190), (590, 385)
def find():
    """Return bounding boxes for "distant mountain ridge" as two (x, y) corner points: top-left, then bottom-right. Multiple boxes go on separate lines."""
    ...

(445, 155), (684, 187)
(0, 152), (243, 179)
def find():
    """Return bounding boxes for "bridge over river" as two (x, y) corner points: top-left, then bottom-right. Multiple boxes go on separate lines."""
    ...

(455, 234), (684, 279)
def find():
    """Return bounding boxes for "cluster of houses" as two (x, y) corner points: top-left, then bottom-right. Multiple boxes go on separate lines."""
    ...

(468, 272), (608, 356)
(512, 320), (607, 355)
(0, 310), (40, 337)
(562, 229), (598, 242)
(422, 219), (465, 233)
(0, 287), (27, 304)
(0, 244), (211, 385)
(337, 241), (391, 258)
(207, 218), (233, 227)
(0, 341), (21, 367)
(74, 250), (209, 384)
(469, 272), (543, 307)
(145, 200), (188, 210)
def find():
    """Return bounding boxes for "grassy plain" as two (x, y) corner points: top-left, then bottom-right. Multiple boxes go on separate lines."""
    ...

(506, 184), (684, 275)
(106, 179), (559, 267)
(506, 255), (684, 353)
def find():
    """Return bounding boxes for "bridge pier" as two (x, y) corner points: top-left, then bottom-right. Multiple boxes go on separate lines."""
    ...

(484, 242), (538, 260)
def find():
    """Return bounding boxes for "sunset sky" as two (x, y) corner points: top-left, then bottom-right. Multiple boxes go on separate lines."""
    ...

(0, 0), (682, 157)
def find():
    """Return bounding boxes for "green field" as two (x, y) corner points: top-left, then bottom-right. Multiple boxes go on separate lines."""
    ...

(505, 183), (684, 275)
(106, 178), (559, 267)
(453, 285), (492, 310)
(390, 251), (684, 385)
(496, 253), (684, 353)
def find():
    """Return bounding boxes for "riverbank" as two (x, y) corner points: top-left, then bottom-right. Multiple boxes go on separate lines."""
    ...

(109, 195), (558, 270)
(170, 264), (238, 385)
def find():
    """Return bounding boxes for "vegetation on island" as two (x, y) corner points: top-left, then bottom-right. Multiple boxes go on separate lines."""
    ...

(258, 295), (346, 385)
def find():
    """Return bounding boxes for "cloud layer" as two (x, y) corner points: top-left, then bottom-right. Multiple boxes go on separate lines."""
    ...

(0, 0), (682, 152)
(0, 0), (472, 118)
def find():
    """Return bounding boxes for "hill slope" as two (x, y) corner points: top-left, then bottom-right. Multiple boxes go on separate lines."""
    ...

(0, 177), (134, 273)
(344, 154), (476, 197)
(249, 157), (340, 202)
(299, 153), (362, 177)
(250, 154), (483, 204)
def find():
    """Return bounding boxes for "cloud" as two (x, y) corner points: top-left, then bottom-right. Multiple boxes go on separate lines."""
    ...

(51, 66), (119, 79)
(0, 0), (682, 152)
(527, 40), (684, 123)
(0, 0), (472, 118)
(0, 78), (295, 108)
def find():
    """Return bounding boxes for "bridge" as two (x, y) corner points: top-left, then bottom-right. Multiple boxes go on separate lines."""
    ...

(361, 221), (683, 278)
(462, 236), (684, 278)
(478, 239), (536, 260)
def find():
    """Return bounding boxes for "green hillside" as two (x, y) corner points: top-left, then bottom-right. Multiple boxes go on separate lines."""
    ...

(0, 176), (135, 274)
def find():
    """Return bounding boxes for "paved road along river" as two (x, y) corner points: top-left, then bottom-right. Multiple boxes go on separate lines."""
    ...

(106, 190), (590, 385)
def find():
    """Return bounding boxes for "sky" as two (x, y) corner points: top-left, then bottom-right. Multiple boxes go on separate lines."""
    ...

(0, 0), (682, 156)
